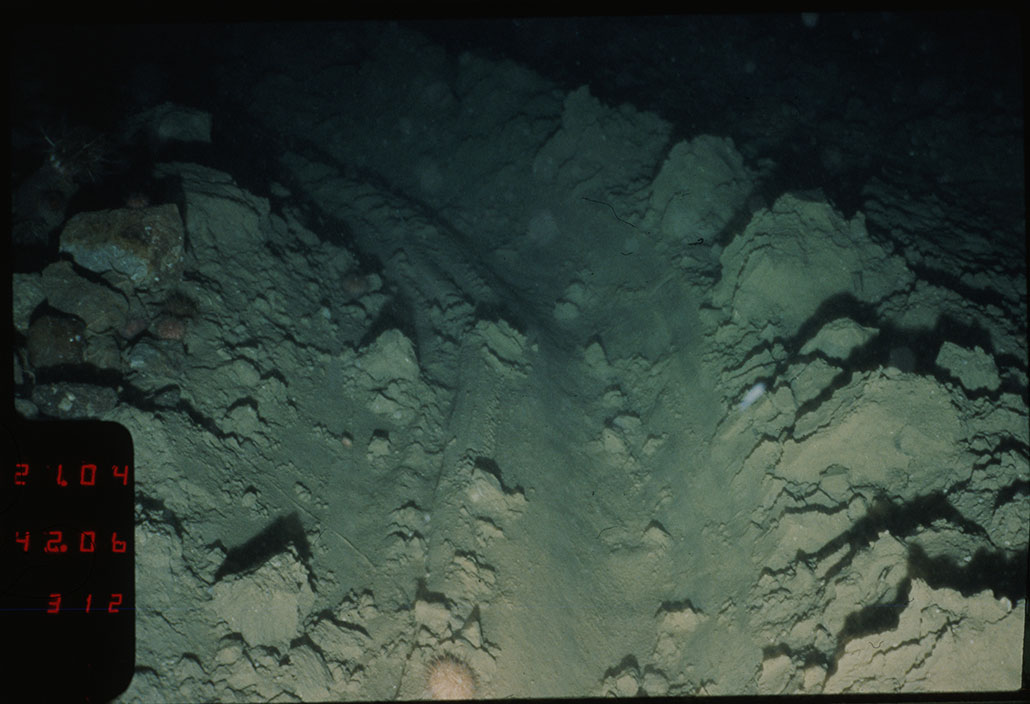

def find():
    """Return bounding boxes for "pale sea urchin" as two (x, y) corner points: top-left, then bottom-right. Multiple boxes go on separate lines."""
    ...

(425, 654), (477, 700)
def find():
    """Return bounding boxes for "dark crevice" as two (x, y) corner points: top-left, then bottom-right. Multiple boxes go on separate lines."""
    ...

(213, 513), (314, 589)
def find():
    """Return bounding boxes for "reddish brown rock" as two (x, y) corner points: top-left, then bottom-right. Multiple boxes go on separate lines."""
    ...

(59, 204), (185, 288)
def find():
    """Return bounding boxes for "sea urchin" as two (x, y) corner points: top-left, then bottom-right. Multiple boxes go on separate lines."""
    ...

(425, 654), (477, 700)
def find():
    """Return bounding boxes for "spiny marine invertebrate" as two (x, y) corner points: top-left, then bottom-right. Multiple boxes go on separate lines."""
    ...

(425, 654), (477, 700)
(41, 125), (115, 184)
